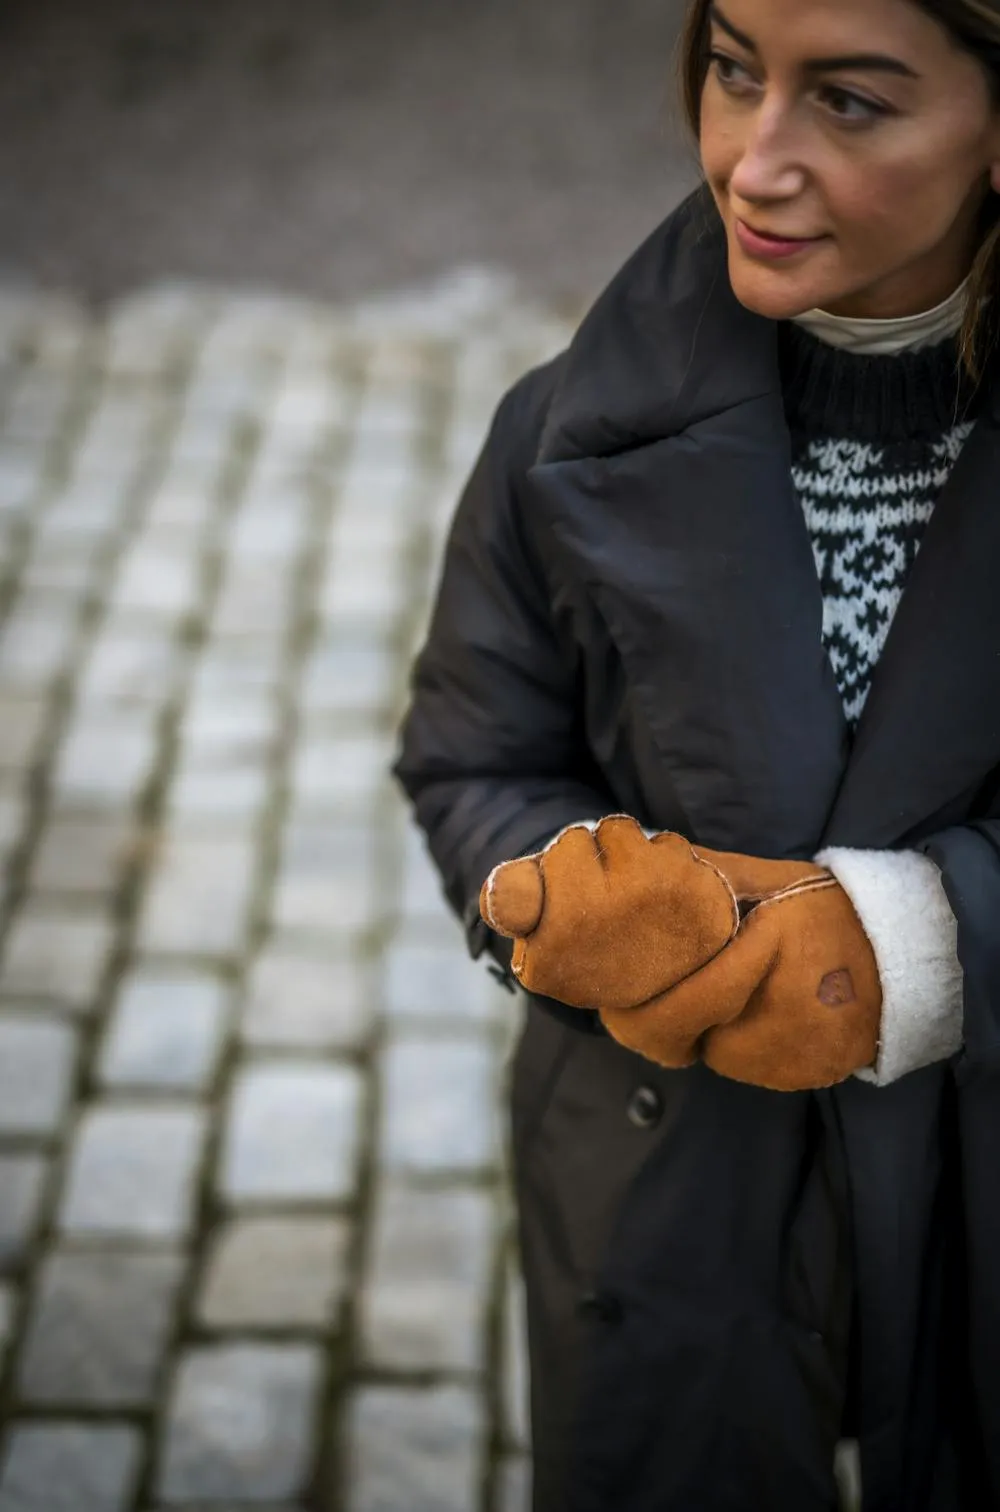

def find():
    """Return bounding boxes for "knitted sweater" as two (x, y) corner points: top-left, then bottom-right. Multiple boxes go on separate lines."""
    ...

(777, 323), (976, 1086)
(780, 323), (977, 727)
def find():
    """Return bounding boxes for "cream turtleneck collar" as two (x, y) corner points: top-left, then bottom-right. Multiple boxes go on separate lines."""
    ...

(792, 278), (968, 356)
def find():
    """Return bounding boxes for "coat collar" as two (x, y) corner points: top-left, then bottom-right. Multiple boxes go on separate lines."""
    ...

(531, 188), (1000, 854)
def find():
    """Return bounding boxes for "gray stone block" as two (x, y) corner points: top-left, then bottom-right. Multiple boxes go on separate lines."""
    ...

(0, 1156), (48, 1268)
(384, 938), (500, 1026)
(502, 1259), (531, 1453)
(51, 713), (160, 808)
(166, 760), (271, 828)
(0, 600), (79, 687)
(299, 636), (396, 719)
(157, 1343), (322, 1503)
(0, 907), (115, 1011)
(197, 1215), (351, 1329)
(271, 820), (378, 937)
(0, 696), (48, 775)
(98, 968), (229, 1091)
(190, 641), (284, 703)
(76, 624), (186, 707)
(379, 1038), (501, 1176)
(137, 834), (257, 959)
(0, 1423), (143, 1512)
(59, 1103), (207, 1239)
(30, 814), (134, 896)
(344, 1384), (484, 1512)
(219, 1063), (363, 1204)
(360, 1184), (495, 1373)
(179, 695), (279, 765)
(495, 1456), (531, 1512)
(0, 1012), (78, 1136)
(109, 541), (202, 623)
(289, 733), (393, 813)
(18, 1249), (184, 1406)
(241, 948), (373, 1051)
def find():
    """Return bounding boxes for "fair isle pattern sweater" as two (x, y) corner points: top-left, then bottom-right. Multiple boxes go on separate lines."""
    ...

(780, 325), (978, 727)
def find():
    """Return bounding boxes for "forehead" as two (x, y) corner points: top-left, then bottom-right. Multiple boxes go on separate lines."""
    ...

(710, 0), (960, 65)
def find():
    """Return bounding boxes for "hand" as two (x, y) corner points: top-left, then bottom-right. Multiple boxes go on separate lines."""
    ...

(480, 816), (739, 1014)
(481, 819), (883, 1091)
(601, 856), (882, 1090)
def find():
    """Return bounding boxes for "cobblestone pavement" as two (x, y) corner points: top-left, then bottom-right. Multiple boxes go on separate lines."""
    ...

(0, 272), (575, 1511)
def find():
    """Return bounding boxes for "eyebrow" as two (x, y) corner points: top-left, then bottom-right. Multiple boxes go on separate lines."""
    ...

(708, 5), (920, 78)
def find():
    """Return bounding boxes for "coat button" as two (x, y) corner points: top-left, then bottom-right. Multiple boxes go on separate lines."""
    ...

(627, 1085), (663, 1129)
(576, 1291), (624, 1325)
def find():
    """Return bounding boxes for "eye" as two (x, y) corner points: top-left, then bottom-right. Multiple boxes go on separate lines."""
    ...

(817, 84), (891, 125)
(708, 50), (759, 94)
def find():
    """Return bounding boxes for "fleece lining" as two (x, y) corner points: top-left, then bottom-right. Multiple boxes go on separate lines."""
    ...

(816, 847), (963, 1085)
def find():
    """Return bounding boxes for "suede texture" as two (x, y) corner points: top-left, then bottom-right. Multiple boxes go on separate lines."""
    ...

(481, 818), (882, 1091)
(481, 817), (739, 1011)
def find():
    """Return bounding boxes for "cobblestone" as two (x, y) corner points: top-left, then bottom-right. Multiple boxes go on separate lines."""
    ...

(197, 1216), (351, 1330)
(0, 696), (48, 775)
(0, 598), (81, 688)
(219, 1063), (364, 1205)
(384, 937), (503, 1027)
(496, 1457), (532, 1512)
(0, 1013), (78, 1137)
(379, 1037), (502, 1177)
(0, 1157), (48, 1269)
(0, 1423), (143, 1512)
(17, 1249), (184, 1406)
(50, 711), (160, 809)
(290, 733), (394, 815)
(503, 1258), (532, 1453)
(29, 813), (134, 897)
(59, 1104), (207, 1239)
(97, 969), (230, 1092)
(0, 278), (574, 1509)
(240, 947), (373, 1052)
(271, 820), (378, 938)
(344, 1384), (485, 1512)
(360, 1185), (495, 1373)
(157, 1344), (322, 1503)
(0, 907), (115, 1012)
(137, 835), (258, 960)
(76, 624), (186, 709)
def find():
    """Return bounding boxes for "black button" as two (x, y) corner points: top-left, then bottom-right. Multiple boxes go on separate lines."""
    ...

(627, 1085), (663, 1130)
(576, 1291), (624, 1325)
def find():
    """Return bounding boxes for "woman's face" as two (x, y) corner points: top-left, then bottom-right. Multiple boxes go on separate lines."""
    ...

(700, 0), (1000, 318)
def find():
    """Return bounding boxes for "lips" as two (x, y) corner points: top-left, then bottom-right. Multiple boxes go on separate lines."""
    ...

(735, 218), (825, 260)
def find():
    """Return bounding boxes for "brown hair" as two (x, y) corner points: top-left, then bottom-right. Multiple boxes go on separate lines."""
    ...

(677, 0), (1000, 377)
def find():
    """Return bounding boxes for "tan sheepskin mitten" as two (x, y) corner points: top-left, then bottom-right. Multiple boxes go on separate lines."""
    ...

(480, 817), (882, 1092)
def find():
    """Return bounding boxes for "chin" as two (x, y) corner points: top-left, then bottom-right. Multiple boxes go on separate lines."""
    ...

(726, 247), (834, 322)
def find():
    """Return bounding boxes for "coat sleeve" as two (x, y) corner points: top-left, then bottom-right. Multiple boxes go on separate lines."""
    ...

(919, 820), (1000, 1075)
(394, 361), (614, 962)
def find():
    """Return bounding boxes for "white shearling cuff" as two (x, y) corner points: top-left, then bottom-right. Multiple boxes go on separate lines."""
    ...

(815, 847), (964, 1087)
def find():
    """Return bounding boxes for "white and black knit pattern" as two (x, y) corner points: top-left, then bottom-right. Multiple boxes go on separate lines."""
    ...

(779, 324), (979, 729)
(792, 425), (974, 723)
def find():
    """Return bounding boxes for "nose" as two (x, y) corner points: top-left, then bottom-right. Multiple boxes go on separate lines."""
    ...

(727, 96), (806, 206)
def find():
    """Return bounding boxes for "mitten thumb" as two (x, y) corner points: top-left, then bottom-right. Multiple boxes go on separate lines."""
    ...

(481, 856), (545, 938)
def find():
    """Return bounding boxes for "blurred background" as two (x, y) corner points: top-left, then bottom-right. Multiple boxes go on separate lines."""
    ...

(0, 3), (695, 1509)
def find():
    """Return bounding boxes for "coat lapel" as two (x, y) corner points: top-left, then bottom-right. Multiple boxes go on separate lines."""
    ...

(533, 185), (1000, 857)
(532, 191), (848, 857)
(824, 405), (1000, 847)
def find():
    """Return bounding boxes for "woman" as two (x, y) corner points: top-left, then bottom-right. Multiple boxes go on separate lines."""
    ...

(396, 1), (1000, 1506)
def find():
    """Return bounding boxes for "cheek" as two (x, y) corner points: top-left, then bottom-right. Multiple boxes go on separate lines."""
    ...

(823, 147), (983, 263)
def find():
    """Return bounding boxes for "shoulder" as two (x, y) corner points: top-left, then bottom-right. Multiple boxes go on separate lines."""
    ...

(488, 354), (569, 477)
